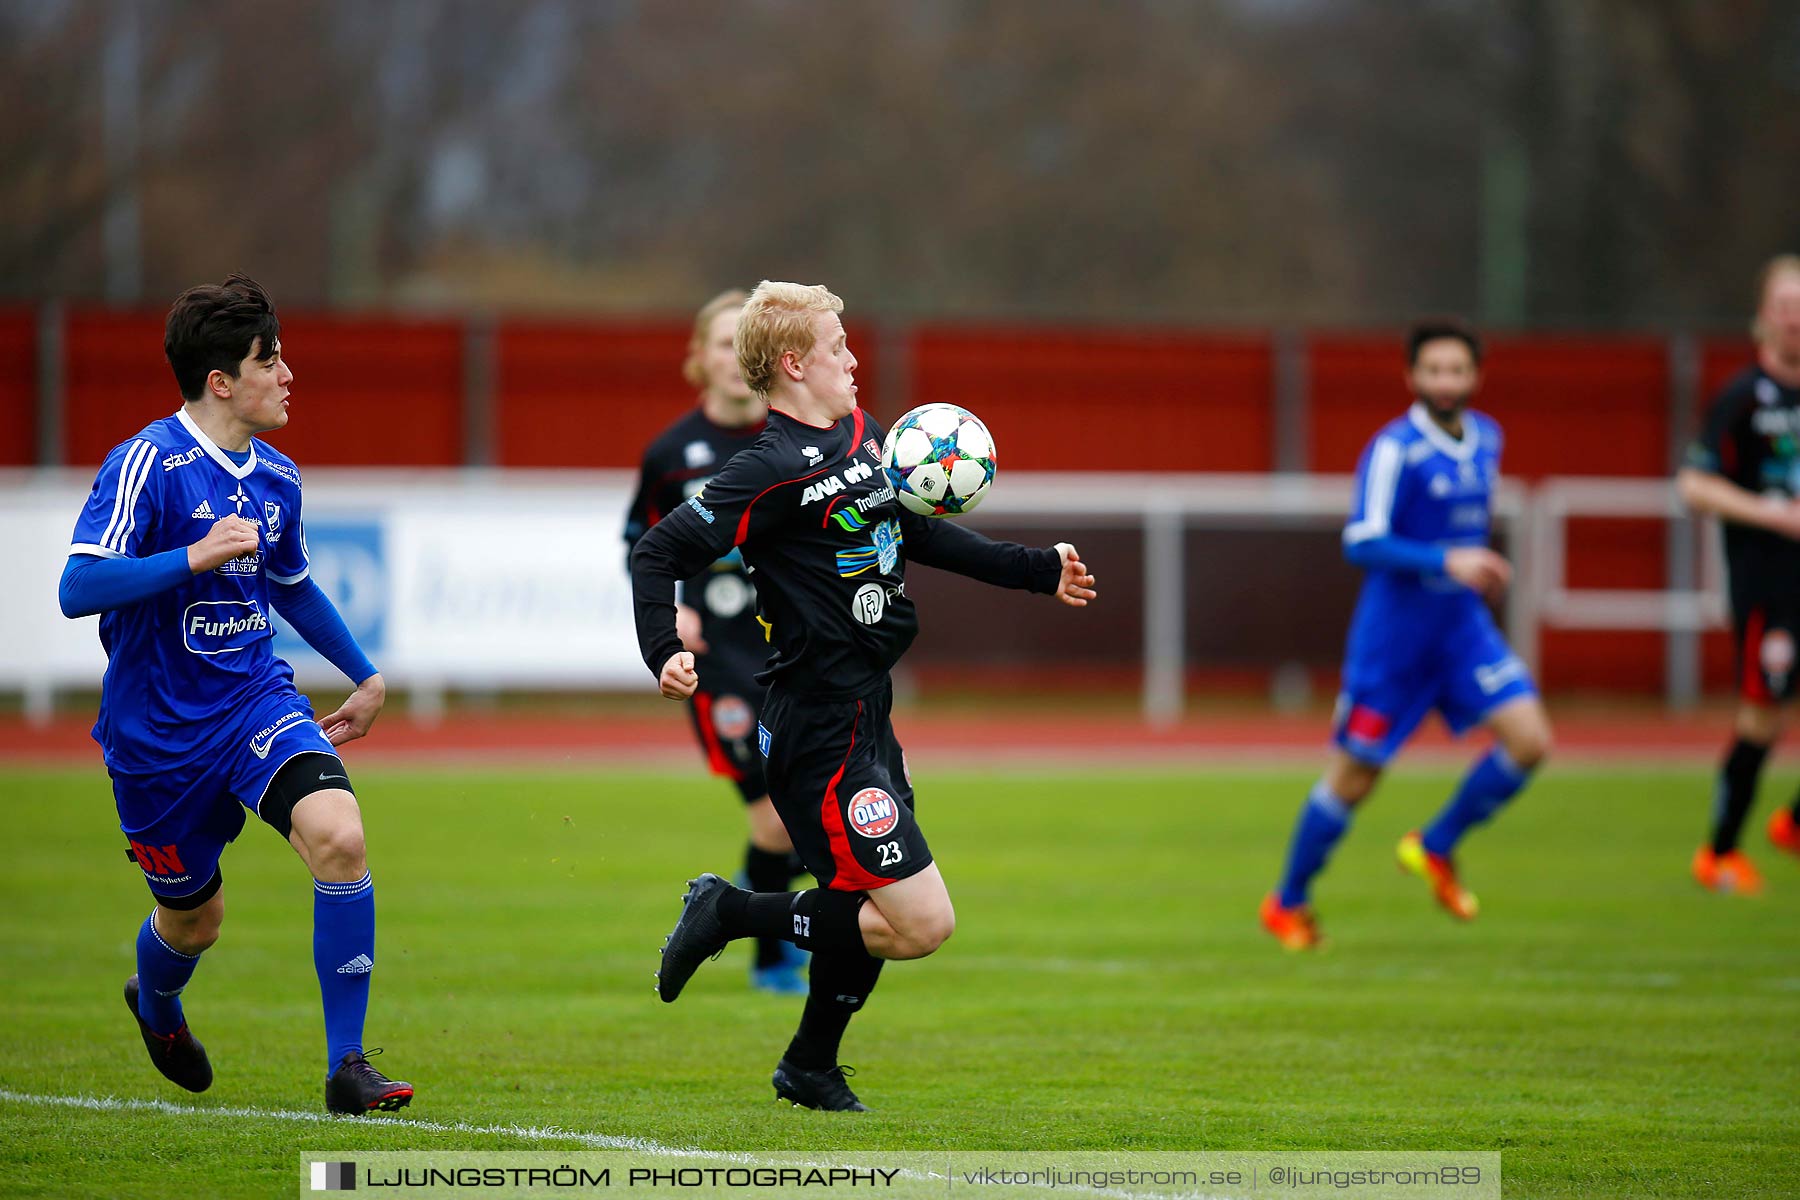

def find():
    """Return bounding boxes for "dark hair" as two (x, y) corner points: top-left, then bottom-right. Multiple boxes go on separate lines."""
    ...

(1406, 317), (1483, 367)
(164, 273), (281, 400)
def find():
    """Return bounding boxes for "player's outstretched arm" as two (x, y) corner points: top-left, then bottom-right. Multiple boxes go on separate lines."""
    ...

(898, 512), (1068, 595)
(268, 575), (384, 744)
(58, 515), (261, 619)
(1676, 466), (1800, 540)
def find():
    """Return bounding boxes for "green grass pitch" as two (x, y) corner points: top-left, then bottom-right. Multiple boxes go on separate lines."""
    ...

(2, 762), (1797, 1197)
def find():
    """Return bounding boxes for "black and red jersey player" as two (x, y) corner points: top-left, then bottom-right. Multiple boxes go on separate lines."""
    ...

(624, 289), (814, 994)
(1678, 253), (1800, 892)
(630, 281), (1095, 1111)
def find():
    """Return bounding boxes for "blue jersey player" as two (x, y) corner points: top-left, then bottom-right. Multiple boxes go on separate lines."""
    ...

(58, 275), (412, 1112)
(1261, 320), (1554, 949)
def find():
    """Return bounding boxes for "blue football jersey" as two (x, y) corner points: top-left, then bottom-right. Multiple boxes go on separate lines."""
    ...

(68, 408), (311, 773)
(1341, 402), (1504, 671)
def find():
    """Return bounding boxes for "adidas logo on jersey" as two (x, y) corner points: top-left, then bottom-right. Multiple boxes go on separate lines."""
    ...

(190, 499), (215, 519)
(336, 954), (374, 975)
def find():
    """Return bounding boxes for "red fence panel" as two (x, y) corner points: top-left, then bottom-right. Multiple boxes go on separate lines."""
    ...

(495, 319), (883, 467)
(0, 309), (35, 465)
(1309, 334), (1670, 479)
(61, 310), (176, 465)
(496, 320), (692, 468)
(269, 313), (464, 466)
(910, 326), (1272, 472)
(60, 309), (463, 466)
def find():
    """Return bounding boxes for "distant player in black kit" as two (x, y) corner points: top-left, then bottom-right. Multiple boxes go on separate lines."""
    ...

(625, 289), (810, 995)
(630, 281), (1096, 1111)
(1678, 254), (1800, 893)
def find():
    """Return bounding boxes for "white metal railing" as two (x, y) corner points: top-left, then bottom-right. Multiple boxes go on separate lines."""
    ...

(3, 469), (1724, 723)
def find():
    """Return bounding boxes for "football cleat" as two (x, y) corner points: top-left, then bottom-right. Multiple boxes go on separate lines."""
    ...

(772, 1059), (868, 1112)
(656, 873), (732, 1003)
(1258, 892), (1322, 950)
(1692, 846), (1764, 895)
(325, 1049), (413, 1114)
(124, 975), (212, 1093)
(1396, 832), (1479, 921)
(1769, 809), (1800, 859)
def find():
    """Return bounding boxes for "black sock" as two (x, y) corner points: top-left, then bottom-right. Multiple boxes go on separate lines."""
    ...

(744, 845), (796, 968)
(716, 887), (798, 944)
(787, 888), (870, 954)
(783, 948), (884, 1071)
(1712, 738), (1770, 854)
(717, 886), (867, 954)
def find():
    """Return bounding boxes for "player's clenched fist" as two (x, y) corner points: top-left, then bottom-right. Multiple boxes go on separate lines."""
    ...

(660, 650), (699, 700)
(1444, 546), (1512, 599)
(186, 515), (261, 574)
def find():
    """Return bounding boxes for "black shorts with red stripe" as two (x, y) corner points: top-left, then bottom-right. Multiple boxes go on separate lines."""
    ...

(1732, 599), (1800, 705)
(683, 654), (769, 803)
(760, 676), (931, 893)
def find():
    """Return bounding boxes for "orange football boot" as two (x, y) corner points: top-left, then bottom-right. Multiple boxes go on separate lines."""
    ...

(1769, 809), (1800, 859)
(1692, 846), (1764, 894)
(1396, 831), (1479, 920)
(1259, 892), (1322, 950)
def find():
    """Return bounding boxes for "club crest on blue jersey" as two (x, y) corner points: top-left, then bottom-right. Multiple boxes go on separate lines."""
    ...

(264, 500), (283, 541)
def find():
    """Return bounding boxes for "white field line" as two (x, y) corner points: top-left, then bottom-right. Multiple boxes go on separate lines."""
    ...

(0, 1087), (695, 1154)
(0, 1088), (1225, 1200)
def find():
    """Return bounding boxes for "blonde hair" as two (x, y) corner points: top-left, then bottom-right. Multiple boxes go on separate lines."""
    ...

(1754, 254), (1800, 341)
(682, 288), (749, 389)
(735, 281), (843, 397)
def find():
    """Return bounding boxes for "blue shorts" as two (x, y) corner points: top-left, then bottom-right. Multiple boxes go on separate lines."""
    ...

(1332, 615), (1537, 767)
(111, 690), (339, 902)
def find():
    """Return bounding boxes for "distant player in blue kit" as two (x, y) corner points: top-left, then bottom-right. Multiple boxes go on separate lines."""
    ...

(59, 275), (412, 1112)
(1260, 319), (1554, 949)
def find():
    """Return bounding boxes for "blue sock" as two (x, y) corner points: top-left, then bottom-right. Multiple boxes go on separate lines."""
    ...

(313, 872), (375, 1077)
(135, 912), (201, 1035)
(1422, 748), (1531, 857)
(1277, 782), (1353, 908)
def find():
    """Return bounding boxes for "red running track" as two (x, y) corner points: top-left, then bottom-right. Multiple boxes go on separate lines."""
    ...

(0, 707), (1754, 769)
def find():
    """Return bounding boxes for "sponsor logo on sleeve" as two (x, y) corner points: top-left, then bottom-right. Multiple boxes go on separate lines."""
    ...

(686, 494), (716, 523)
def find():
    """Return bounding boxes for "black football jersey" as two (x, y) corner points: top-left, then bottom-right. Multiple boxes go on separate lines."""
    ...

(631, 407), (1061, 700)
(1689, 365), (1800, 601)
(625, 408), (768, 674)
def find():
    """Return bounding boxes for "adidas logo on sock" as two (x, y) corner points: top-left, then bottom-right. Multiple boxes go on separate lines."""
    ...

(336, 954), (374, 975)
(190, 499), (215, 519)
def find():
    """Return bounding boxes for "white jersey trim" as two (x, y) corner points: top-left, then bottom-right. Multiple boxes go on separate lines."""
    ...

(69, 542), (125, 559)
(1343, 435), (1403, 545)
(175, 407), (259, 480)
(265, 566), (310, 585)
(99, 439), (156, 554)
(1407, 402), (1478, 462)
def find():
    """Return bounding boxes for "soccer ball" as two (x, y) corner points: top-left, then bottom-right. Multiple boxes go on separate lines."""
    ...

(881, 403), (997, 517)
